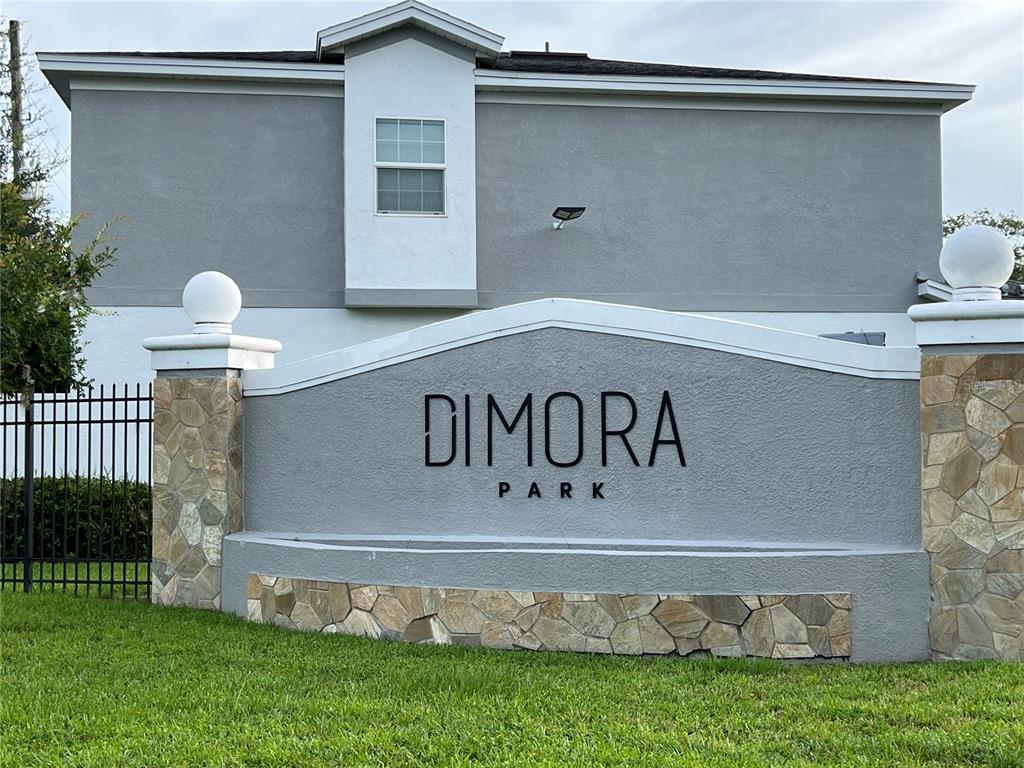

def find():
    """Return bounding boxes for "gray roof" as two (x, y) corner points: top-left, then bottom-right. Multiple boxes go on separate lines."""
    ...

(37, 49), (952, 86)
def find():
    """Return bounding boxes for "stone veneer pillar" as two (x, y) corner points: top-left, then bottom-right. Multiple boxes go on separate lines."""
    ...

(910, 225), (1024, 660)
(144, 272), (280, 609)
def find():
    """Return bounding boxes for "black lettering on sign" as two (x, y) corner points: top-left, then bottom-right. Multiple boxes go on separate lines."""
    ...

(464, 394), (471, 467)
(545, 392), (584, 467)
(424, 394), (457, 467)
(648, 391), (686, 467)
(487, 394), (534, 467)
(425, 391), (687, 491)
(601, 391), (640, 467)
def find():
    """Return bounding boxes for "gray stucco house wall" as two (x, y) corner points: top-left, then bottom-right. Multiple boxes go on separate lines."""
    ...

(476, 104), (942, 312)
(71, 88), (345, 308)
(72, 91), (941, 313)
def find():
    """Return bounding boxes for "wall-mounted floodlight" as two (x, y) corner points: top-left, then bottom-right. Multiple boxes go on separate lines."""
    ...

(552, 206), (586, 230)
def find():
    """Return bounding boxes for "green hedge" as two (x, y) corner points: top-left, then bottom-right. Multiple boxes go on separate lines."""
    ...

(1, 476), (150, 560)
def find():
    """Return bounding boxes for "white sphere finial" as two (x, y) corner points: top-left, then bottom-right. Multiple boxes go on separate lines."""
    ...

(182, 271), (242, 334)
(940, 224), (1015, 301)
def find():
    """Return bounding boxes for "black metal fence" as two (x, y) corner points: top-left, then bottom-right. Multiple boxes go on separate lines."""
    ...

(1, 384), (153, 597)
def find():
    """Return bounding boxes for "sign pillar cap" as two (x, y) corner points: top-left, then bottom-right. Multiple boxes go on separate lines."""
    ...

(143, 271), (282, 372)
(909, 225), (1022, 346)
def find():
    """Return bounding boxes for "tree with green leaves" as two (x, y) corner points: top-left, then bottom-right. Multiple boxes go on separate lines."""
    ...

(0, 20), (118, 400)
(943, 210), (1024, 281)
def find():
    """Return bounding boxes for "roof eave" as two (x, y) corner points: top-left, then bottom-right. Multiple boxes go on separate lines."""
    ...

(37, 52), (975, 115)
(37, 52), (347, 107)
(473, 69), (976, 113)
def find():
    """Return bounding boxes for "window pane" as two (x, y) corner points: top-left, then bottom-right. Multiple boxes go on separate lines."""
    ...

(422, 191), (444, 213)
(377, 168), (399, 190)
(377, 190), (399, 211)
(399, 169), (422, 191)
(377, 170), (445, 213)
(375, 119), (398, 140)
(376, 141), (399, 162)
(422, 120), (444, 142)
(421, 170), (444, 191)
(422, 142), (444, 164)
(399, 191), (423, 211)
(399, 120), (422, 141)
(398, 141), (421, 163)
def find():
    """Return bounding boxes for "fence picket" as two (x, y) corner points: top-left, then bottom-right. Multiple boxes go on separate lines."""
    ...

(0, 385), (153, 598)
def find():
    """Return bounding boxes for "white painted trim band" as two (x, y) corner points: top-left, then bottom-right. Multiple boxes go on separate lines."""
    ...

(39, 53), (346, 84)
(475, 90), (944, 116)
(242, 299), (920, 396)
(474, 70), (973, 110)
(227, 531), (919, 558)
(69, 76), (344, 99)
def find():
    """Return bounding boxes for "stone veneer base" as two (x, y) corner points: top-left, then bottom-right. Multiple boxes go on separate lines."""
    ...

(152, 375), (243, 610)
(921, 353), (1024, 660)
(247, 575), (852, 659)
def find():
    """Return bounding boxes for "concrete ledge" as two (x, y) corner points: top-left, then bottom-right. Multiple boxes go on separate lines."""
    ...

(221, 535), (930, 662)
(344, 288), (479, 308)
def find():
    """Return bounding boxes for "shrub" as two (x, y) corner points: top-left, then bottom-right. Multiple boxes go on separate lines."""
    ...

(1, 476), (150, 560)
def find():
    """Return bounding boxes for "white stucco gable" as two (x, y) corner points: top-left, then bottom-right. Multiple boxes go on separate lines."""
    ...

(316, 0), (504, 60)
(341, 7), (485, 308)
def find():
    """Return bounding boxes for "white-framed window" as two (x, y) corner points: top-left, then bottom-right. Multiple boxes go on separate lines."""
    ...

(374, 117), (446, 216)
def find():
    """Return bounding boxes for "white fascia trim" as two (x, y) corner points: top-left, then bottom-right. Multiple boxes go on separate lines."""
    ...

(317, 0), (504, 57)
(243, 298), (920, 396)
(70, 76), (343, 99)
(476, 90), (944, 116)
(474, 70), (974, 111)
(39, 53), (345, 83)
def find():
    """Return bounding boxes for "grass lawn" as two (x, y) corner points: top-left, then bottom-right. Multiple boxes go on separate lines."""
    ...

(2, 591), (1023, 767)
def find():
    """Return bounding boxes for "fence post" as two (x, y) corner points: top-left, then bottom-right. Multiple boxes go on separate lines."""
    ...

(21, 397), (33, 593)
(910, 225), (1024, 661)
(143, 272), (280, 610)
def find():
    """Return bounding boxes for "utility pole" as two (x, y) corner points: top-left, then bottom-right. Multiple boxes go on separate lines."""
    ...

(9, 19), (23, 180)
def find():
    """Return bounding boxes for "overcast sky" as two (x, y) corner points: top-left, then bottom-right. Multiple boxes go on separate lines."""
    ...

(8, 0), (1023, 217)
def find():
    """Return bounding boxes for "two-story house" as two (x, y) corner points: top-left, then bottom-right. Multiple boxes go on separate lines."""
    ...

(39, 0), (974, 383)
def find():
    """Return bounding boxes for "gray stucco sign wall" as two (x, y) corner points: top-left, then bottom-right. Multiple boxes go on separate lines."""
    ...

(243, 328), (920, 546)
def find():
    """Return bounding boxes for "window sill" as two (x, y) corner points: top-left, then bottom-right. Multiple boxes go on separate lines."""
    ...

(374, 212), (449, 218)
